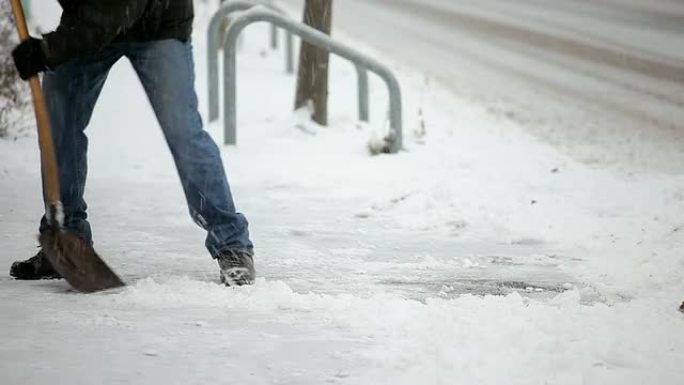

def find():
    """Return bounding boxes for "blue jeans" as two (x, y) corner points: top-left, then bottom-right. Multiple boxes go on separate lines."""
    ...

(39, 39), (253, 258)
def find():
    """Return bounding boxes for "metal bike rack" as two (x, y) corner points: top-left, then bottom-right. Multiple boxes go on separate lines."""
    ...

(208, 1), (372, 126)
(208, 0), (294, 121)
(220, 0), (284, 49)
(355, 64), (369, 122)
(222, 8), (403, 153)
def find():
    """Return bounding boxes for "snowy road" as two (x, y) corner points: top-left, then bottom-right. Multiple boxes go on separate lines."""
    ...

(283, 0), (684, 173)
(1, 1), (684, 384)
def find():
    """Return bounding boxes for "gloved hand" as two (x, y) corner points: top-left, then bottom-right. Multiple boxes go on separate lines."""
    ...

(12, 37), (47, 80)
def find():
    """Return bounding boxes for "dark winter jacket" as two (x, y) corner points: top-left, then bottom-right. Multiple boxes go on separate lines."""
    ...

(42, 0), (193, 68)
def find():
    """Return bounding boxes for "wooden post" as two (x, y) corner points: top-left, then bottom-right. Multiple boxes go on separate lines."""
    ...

(294, 0), (332, 126)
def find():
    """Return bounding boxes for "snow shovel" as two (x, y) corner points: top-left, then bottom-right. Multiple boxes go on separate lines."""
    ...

(10, 0), (124, 293)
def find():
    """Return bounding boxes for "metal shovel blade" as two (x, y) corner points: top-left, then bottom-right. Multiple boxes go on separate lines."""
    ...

(39, 227), (125, 293)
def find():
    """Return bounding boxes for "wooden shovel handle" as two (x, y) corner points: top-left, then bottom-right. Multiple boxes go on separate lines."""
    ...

(9, 0), (61, 206)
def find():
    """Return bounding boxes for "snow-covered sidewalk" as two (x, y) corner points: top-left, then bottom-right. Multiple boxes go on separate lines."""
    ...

(1, 1), (683, 384)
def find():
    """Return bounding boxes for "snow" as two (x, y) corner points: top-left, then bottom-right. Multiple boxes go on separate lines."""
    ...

(402, 0), (684, 63)
(1, 1), (683, 384)
(306, 0), (684, 175)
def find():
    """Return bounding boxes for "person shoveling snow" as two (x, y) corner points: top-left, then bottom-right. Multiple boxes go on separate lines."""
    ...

(9, 0), (255, 287)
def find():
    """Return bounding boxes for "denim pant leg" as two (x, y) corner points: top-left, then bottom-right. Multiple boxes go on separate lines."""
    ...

(39, 48), (122, 244)
(125, 39), (253, 257)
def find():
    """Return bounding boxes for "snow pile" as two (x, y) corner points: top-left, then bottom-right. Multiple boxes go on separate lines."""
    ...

(72, 277), (684, 384)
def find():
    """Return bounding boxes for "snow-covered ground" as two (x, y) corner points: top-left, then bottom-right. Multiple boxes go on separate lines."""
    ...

(290, 0), (684, 174)
(1, 1), (683, 384)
